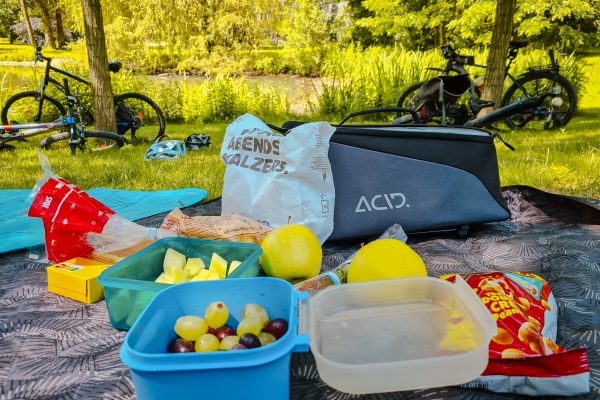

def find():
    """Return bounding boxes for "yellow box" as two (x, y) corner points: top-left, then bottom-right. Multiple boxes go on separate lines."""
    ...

(47, 257), (112, 303)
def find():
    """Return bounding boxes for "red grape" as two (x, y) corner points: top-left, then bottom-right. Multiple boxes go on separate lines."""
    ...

(167, 338), (195, 353)
(231, 343), (249, 350)
(208, 327), (218, 336)
(239, 333), (261, 348)
(263, 318), (288, 339)
(216, 325), (235, 341)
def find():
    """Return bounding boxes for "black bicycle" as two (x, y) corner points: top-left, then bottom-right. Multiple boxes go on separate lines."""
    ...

(1, 48), (166, 143)
(397, 40), (577, 130)
(1, 78), (125, 154)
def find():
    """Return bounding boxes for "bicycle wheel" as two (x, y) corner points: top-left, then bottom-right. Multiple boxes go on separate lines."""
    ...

(396, 82), (424, 115)
(40, 130), (126, 153)
(1, 91), (65, 125)
(501, 71), (577, 130)
(114, 92), (166, 143)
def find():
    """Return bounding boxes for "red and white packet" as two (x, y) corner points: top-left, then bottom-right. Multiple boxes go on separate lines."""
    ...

(27, 153), (156, 262)
(442, 272), (590, 396)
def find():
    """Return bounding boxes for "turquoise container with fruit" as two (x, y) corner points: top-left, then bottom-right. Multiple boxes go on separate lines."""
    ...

(121, 278), (309, 400)
(98, 237), (262, 330)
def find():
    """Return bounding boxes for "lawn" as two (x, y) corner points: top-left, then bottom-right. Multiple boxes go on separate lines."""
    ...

(1, 55), (598, 200)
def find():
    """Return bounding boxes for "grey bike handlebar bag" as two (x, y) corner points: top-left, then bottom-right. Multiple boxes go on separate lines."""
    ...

(325, 124), (510, 239)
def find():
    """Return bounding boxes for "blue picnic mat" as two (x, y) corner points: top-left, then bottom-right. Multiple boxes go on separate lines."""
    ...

(0, 187), (208, 254)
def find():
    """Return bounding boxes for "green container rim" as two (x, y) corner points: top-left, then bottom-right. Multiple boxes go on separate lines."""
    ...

(98, 237), (263, 291)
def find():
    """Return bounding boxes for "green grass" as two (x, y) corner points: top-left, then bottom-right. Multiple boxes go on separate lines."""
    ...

(0, 123), (230, 200)
(496, 54), (600, 199)
(0, 37), (598, 200)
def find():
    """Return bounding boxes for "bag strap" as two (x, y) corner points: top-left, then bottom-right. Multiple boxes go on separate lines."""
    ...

(339, 108), (422, 125)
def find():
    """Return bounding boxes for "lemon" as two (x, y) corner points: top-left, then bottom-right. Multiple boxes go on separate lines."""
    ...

(347, 239), (427, 283)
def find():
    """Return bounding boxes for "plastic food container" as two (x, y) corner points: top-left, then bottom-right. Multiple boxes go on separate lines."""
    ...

(98, 237), (262, 330)
(121, 278), (308, 400)
(120, 276), (495, 397)
(309, 276), (496, 393)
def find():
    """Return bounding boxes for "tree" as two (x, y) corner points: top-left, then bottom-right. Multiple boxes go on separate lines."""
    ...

(18, 0), (35, 46)
(479, 0), (516, 113)
(32, 0), (57, 49)
(0, 0), (20, 40)
(81, 0), (116, 133)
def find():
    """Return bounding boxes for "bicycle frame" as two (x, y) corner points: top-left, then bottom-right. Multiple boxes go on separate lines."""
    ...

(34, 53), (90, 122)
(0, 117), (75, 144)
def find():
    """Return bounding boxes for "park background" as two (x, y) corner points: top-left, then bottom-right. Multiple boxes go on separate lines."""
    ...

(0, 0), (598, 199)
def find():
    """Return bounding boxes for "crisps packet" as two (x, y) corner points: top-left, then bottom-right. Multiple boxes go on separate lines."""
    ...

(442, 272), (589, 396)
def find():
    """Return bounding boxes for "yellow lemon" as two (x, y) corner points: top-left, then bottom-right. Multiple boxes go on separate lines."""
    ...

(347, 239), (427, 283)
(260, 224), (322, 282)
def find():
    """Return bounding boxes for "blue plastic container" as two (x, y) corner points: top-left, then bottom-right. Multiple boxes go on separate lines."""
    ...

(121, 278), (309, 400)
(98, 237), (262, 330)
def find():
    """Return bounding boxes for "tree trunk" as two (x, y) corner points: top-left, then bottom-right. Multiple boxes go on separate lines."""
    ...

(18, 0), (36, 47)
(479, 0), (517, 116)
(33, 0), (57, 49)
(56, 8), (66, 48)
(81, 0), (117, 133)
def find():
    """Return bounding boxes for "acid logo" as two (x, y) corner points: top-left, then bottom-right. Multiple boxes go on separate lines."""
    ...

(355, 193), (409, 213)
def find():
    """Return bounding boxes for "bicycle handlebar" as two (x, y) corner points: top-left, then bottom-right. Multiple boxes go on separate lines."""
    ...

(34, 47), (50, 62)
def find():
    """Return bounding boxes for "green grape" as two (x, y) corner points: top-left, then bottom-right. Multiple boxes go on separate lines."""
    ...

(258, 332), (277, 347)
(236, 316), (263, 336)
(219, 335), (240, 350)
(242, 304), (269, 327)
(195, 333), (220, 352)
(205, 301), (229, 329)
(174, 315), (208, 341)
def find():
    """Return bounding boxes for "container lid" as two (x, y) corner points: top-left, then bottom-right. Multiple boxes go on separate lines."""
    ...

(303, 276), (496, 394)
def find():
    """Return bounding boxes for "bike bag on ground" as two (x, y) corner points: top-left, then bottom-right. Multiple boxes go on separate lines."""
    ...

(278, 110), (510, 240)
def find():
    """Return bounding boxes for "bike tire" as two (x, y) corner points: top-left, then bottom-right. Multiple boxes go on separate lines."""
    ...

(396, 82), (424, 116)
(500, 71), (577, 130)
(114, 92), (166, 143)
(40, 130), (126, 153)
(1, 91), (66, 125)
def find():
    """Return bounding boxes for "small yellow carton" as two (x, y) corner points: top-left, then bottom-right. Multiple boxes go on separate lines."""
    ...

(47, 257), (112, 303)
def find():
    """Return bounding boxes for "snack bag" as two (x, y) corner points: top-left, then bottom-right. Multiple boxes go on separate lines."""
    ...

(442, 272), (590, 396)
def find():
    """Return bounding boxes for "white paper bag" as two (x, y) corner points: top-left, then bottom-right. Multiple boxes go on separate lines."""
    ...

(220, 114), (335, 243)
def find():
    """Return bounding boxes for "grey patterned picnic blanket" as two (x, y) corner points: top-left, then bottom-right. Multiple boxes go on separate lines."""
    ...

(1, 186), (599, 399)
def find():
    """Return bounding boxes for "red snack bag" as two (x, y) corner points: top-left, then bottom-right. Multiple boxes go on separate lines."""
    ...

(442, 272), (589, 396)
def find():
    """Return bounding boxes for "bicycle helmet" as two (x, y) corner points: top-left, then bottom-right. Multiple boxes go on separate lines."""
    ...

(185, 134), (211, 150)
(144, 140), (187, 161)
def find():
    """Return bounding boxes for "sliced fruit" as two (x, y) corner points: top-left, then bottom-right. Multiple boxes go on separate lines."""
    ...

(206, 269), (220, 280)
(209, 253), (228, 279)
(185, 258), (205, 277)
(190, 269), (211, 281)
(227, 260), (242, 276)
(163, 248), (186, 271)
(165, 267), (189, 284)
(155, 273), (174, 284)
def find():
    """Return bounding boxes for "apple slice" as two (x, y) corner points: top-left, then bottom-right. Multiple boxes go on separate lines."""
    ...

(227, 260), (242, 276)
(163, 248), (186, 272)
(209, 253), (227, 279)
(155, 273), (175, 284)
(205, 269), (221, 280)
(190, 269), (211, 281)
(185, 258), (205, 277)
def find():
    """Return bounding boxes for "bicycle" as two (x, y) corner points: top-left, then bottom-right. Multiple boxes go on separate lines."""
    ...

(1, 78), (125, 154)
(397, 40), (577, 130)
(1, 47), (166, 143)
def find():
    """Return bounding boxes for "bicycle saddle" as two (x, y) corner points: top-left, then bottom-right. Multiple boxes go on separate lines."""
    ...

(108, 61), (122, 73)
(510, 39), (529, 49)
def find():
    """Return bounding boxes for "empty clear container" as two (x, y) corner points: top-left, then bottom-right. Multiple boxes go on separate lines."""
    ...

(307, 276), (496, 394)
